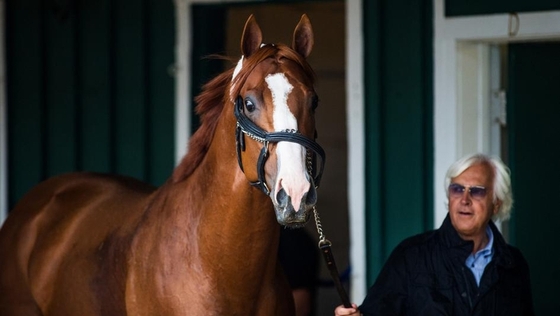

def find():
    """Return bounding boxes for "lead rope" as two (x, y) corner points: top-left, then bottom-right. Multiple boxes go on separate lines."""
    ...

(313, 206), (352, 308)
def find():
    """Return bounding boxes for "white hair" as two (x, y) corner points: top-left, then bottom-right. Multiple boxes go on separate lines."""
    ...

(444, 153), (513, 221)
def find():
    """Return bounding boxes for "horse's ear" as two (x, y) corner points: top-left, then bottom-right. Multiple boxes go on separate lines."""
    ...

(241, 14), (262, 58)
(292, 14), (314, 59)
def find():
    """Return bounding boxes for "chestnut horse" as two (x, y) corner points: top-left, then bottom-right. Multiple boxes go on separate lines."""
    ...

(0, 14), (325, 315)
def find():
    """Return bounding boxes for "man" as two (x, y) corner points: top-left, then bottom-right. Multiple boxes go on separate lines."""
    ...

(335, 153), (534, 315)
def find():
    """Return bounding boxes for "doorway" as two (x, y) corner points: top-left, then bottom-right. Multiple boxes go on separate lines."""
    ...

(191, 2), (348, 314)
(505, 41), (560, 315)
(459, 39), (560, 314)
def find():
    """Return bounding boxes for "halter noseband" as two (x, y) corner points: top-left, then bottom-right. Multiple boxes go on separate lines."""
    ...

(234, 96), (326, 195)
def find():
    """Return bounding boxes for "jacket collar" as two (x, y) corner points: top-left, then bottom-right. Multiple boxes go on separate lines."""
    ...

(439, 214), (473, 259)
(439, 213), (515, 267)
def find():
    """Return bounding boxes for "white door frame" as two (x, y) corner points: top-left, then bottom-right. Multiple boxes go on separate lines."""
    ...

(0, 0), (7, 225)
(345, 0), (366, 303)
(433, 0), (560, 227)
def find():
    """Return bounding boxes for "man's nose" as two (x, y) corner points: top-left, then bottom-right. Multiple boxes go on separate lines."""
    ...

(460, 190), (471, 204)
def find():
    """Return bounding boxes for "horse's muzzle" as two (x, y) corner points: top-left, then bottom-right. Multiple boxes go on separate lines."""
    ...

(274, 184), (316, 227)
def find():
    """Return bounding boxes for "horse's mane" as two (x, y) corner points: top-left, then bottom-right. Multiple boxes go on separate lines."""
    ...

(171, 43), (315, 183)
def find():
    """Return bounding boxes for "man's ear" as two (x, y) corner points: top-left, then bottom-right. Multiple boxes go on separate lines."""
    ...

(493, 200), (502, 215)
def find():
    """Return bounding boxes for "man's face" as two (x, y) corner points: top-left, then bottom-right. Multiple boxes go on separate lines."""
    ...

(448, 162), (499, 240)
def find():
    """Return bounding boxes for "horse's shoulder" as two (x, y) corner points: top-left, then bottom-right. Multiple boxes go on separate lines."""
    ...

(8, 172), (156, 223)
(4, 172), (156, 250)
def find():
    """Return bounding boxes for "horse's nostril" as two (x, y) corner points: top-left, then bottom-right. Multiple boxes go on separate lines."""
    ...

(276, 188), (288, 206)
(306, 184), (317, 205)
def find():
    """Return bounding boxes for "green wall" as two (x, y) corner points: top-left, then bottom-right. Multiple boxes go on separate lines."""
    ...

(363, 0), (434, 284)
(190, 5), (228, 132)
(507, 42), (560, 315)
(6, 0), (175, 209)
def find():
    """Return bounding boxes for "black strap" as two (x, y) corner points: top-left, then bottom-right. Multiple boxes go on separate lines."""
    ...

(319, 242), (352, 308)
(234, 96), (326, 192)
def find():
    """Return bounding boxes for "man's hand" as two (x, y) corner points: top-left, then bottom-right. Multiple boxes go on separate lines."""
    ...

(334, 303), (361, 315)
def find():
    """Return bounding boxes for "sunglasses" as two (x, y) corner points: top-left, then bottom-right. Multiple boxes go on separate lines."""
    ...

(448, 183), (488, 200)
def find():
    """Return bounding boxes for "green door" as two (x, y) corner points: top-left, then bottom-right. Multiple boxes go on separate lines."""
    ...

(508, 42), (560, 314)
(6, 0), (176, 210)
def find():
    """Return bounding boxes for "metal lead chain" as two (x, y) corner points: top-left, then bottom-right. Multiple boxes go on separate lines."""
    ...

(236, 122), (267, 143)
(313, 205), (351, 308)
(313, 206), (331, 247)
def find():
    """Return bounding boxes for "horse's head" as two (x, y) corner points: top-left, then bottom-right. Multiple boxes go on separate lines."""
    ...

(231, 15), (325, 228)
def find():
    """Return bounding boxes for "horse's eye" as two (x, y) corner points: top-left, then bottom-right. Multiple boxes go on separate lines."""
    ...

(245, 99), (256, 112)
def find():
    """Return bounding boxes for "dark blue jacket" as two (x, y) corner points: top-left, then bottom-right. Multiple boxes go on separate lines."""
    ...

(359, 215), (534, 316)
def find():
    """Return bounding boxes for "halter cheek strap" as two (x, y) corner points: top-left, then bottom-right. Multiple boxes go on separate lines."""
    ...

(234, 96), (326, 195)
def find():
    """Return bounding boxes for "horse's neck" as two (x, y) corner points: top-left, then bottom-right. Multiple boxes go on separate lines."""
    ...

(132, 115), (282, 298)
(185, 118), (281, 265)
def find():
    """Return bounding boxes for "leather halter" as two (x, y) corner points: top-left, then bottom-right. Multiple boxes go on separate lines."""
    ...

(234, 96), (326, 195)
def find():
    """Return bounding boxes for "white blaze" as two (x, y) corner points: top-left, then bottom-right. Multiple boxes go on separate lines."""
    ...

(232, 56), (243, 80)
(265, 73), (309, 211)
(230, 56), (244, 100)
